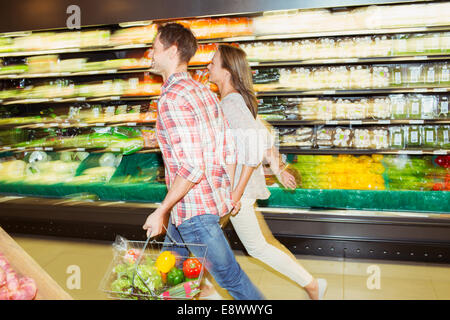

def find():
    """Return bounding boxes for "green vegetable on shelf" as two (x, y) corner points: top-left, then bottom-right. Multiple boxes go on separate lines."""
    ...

(0, 65), (28, 75)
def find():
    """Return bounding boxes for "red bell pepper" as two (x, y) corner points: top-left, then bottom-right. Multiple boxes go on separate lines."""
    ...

(182, 258), (202, 279)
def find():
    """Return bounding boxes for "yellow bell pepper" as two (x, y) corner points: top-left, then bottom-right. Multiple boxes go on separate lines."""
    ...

(155, 251), (176, 273)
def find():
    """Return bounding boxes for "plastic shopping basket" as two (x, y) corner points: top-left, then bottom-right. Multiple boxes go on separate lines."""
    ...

(99, 232), (207, 300)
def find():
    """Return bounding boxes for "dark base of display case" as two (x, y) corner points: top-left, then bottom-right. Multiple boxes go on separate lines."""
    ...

(0, 196), (449, 264)
(224, 229), (450, 263)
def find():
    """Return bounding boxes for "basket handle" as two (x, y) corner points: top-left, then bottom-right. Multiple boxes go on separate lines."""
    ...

(130, 224), (178, 297)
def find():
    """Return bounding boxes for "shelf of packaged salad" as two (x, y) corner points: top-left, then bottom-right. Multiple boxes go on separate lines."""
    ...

(0, 67), (152, 80)
(277, 148), (450, 155)
(246, 55), (450, 67)
(0, 95), (161, 106)
(0, 146), (161, 154)
(255, 88), (450, 96)
(226, 25), (450, 43)
(0, 88), (448, 106)
(268, 119), (450, 126)
(0, 43), (154, 58)
(2, 25), (450, 59)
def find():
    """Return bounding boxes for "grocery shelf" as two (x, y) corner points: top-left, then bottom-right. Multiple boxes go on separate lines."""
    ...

(0, 95), (160, 106)
(278, 147), (449, 155)
(256, 86), (450, 97)
(1, 26), (449, 60)
(267, 119), (450, 126)
(0, 120), (156, 130)
(0, 67), (152, 80)
(211, 25), (450, 43)
(248, 54), (450, 67)
(0, 146), (161, 154)
(0, 43), (152, 58)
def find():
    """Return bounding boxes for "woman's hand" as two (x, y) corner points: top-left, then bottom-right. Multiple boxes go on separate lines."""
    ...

(230, 190), (242, 216)
(278, 169), (298, 190)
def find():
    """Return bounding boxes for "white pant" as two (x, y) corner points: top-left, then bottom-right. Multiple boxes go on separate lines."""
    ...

(228, 198), (314, 288)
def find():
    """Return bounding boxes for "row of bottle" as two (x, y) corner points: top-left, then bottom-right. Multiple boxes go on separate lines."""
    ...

(241, 32), (450, 61)
(252, 62), (450, 91)
(276, 125), (450, 149)
(258, 95), (449, 121)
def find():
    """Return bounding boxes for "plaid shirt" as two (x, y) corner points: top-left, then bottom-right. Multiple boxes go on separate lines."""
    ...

(156, 72), (236, 227)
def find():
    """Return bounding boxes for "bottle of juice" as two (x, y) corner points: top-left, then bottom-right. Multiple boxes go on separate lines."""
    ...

(407, 64), (424, 87)
(407, 94), (422, 119)
(421, 95), (438, 119)
(439, 62), (449, 84)
(391, 64), (403, 86)
(407, 125), (423, 148)
(389, 126), (406, 149)
(391, 94), (408, 119)
(423, 125), (437, 149)
(437, 96), (449, 119)
(425, 64), (437, 85)
(437, 125), (450, 149)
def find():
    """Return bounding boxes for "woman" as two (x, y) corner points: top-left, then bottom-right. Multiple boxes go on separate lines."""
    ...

(203, 44), (328, 300)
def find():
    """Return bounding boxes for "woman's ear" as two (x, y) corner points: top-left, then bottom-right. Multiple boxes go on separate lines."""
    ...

(223, 69), (232, 81)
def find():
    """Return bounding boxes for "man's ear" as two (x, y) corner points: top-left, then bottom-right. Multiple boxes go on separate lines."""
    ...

(168, 45), (178, 60)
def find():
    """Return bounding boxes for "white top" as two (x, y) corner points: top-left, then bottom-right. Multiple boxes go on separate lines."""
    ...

(220, 92), (272, 200)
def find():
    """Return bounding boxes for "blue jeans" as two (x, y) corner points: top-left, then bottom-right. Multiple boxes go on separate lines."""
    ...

(162, 214), (265, 300)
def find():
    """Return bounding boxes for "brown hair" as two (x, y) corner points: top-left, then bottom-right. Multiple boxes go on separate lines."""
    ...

(157, 23), (198, 65)
(218, 44), (258, 119)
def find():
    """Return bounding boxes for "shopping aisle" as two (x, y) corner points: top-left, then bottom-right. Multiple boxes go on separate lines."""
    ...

(10, 234), (450, 300)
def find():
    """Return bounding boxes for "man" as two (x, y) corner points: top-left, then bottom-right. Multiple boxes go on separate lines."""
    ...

(142, 23), (264, 300)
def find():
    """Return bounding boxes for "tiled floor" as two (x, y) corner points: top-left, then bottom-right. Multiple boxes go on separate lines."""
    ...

(10, 234), (450, 300)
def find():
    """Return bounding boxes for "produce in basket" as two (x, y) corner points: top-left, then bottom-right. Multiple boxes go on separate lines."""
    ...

(110, 257), (164, 299)
(160, 280), (201, 300)
(155, 251), (176, 274)
(183, 258), (202, 279)
(167, 267), (185, 286)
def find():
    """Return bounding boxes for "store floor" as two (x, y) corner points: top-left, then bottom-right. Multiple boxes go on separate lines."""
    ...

(9, 233), (450, 300)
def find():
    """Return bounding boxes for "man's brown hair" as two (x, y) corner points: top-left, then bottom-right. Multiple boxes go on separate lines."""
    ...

(157, 23), (198, 65)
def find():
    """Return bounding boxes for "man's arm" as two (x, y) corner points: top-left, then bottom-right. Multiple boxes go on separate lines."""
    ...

(143, 99), (204, 237)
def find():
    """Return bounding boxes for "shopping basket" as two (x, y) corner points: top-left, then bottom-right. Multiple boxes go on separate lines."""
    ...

(99, 231), (207, 300)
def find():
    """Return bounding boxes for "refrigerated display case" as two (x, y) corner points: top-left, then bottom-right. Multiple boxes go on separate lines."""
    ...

(0, 0), (449, 264)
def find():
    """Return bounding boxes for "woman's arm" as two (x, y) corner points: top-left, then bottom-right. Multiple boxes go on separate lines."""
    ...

(231, 165), (256, 215)
(265, 145), (297, 190)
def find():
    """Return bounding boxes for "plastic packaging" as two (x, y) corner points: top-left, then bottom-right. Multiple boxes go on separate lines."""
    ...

(370, 97), (392, 119)
(439, 62), (450, 84)
(423, 126), (437, 148)
(437, 125), (450, 148)
(390, 94), (407, 119)
(316, 127), (334, 148)
(437, 96), (449, 119)
(407, 64), (424, 86)
(406, 126), (423, 148)
(333, 127), (353, 148)
(421, 95), (438, 119)
(425, 64), (437, 84)
(391, 65), (404, 86)
(407, 94), (422, 119)
(390, 126), (406, 149)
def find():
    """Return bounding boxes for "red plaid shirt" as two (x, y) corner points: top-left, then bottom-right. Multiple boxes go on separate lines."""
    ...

(156, 72), (236, 227)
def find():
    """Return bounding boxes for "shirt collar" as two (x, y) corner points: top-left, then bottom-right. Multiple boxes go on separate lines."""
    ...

(161, 72), (191, 93)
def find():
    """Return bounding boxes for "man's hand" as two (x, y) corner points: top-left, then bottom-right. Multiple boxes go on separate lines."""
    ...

(278, 170), (298, 190)
(142, 207), (169, 238)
